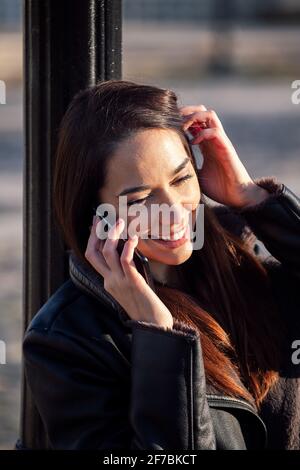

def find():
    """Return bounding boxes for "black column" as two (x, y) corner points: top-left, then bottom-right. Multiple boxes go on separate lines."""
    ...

(20, 0), (122, 449)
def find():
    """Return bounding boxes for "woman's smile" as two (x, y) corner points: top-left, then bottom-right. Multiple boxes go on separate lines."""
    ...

(149, 223), (190, 248)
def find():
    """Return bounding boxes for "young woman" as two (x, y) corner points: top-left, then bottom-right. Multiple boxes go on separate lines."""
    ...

(21, 79), (300, 450)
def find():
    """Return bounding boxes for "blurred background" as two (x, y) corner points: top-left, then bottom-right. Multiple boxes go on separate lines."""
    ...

(0, 0), (299, 449)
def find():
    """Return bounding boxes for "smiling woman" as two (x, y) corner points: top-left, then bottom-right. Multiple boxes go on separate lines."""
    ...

(97, 127), (201, 277)
(20, 79), (300, 450)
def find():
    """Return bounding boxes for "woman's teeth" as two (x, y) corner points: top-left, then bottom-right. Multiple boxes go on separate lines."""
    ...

(154, 226), (187, 241)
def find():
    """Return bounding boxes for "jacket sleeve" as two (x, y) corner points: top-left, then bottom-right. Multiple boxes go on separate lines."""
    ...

(232, 176), (300, 280)
(23, 317), (216, 450)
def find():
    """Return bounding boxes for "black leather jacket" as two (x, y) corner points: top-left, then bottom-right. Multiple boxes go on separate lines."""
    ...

(18, 177), (300, 450)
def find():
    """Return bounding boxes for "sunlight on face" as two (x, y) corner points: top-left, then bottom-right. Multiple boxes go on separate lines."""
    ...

(99, 128), (201, 266)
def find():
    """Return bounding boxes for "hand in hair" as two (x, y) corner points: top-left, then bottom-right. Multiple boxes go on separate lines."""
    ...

(180, 105), (269, 209)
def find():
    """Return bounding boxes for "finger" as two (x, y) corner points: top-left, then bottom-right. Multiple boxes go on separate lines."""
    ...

(182, 109), (224, 132)
(179, 105), (208, 128)
(191, 127), (222, 145)
(85, 216), (110, 277)
(179, 104), (207, 116)
(102, 218), (126, 276)
(120, 234), (140, 279)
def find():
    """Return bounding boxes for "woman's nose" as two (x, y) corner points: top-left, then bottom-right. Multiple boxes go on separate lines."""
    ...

(158, 201), (188, 233)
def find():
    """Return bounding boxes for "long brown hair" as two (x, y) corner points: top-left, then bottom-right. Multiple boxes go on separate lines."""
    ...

(53, 79), (284, 409)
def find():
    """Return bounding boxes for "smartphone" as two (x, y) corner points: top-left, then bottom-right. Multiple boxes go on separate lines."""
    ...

(93, 208), (156, 293)
(184, 129), (203, 170)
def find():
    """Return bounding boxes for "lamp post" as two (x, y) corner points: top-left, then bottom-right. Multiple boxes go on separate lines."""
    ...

(19, 0), (122, 449)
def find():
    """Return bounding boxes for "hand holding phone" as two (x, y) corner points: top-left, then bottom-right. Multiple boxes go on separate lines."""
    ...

(94, 209), (156, 292)
(85, 214), (174, 329)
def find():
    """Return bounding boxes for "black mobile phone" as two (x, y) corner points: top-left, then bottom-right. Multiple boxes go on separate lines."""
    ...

(94, 209), (156, 293)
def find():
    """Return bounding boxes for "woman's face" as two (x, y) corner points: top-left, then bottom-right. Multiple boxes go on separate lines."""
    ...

(98, 128), (201, 266)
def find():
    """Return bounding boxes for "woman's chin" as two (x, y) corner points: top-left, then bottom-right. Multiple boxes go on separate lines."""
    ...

(138, 238), (194, 265)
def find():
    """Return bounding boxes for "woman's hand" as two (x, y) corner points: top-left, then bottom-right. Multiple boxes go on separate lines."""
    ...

(179, 105), (270, 208)
(85, 216), (174, 329)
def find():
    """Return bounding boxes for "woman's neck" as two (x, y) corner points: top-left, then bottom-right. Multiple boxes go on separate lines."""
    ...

(148, 260), (182, 288)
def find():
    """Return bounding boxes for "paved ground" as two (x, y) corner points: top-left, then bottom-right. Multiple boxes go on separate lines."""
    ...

(0, 24), (299, 449)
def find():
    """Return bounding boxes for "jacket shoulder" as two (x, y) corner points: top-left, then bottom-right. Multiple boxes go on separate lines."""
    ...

(25, 278), (116, 340)
(212, 203), (270, 259)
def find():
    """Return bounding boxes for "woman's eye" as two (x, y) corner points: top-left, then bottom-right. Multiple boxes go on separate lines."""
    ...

(172, 174), (193, 185)
(127, 197), (148, 207)
(126, 175), (193, 206)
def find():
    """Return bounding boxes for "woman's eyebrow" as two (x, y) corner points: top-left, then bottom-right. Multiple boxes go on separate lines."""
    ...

(117, 157), (190, 197)
(171, 157), (190, 177)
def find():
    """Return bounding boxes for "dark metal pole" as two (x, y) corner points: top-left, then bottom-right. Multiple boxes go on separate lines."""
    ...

(20, 0), (122, 449)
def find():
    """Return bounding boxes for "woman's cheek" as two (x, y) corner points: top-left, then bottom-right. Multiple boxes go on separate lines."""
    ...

(183, 180), (201, 211)
(125, 209), (151, 238)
